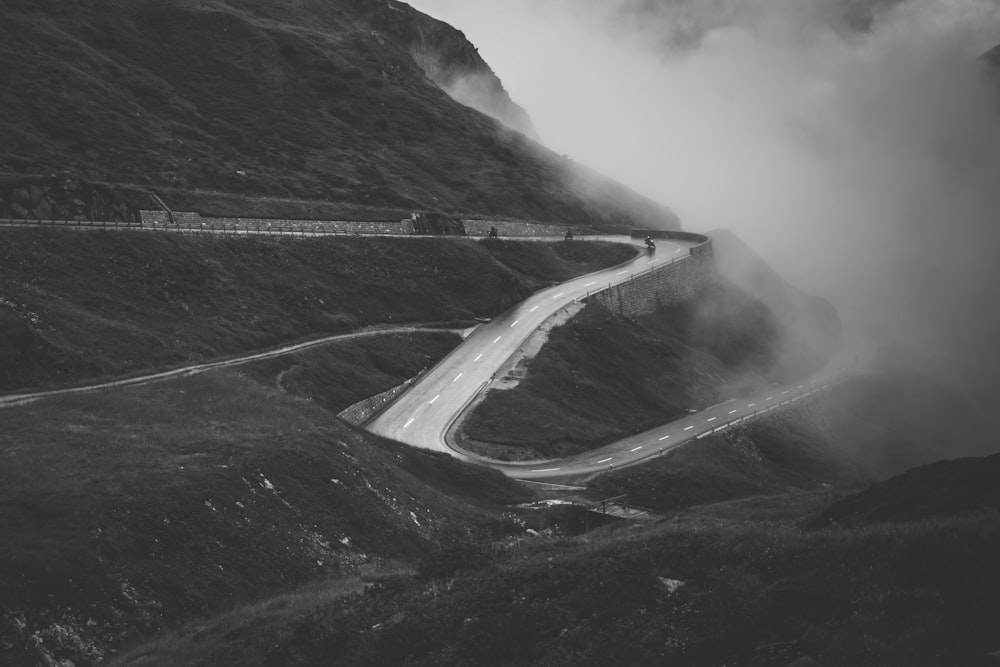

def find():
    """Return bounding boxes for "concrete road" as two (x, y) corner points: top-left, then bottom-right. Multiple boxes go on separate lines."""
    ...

(366, 236), (699, 455)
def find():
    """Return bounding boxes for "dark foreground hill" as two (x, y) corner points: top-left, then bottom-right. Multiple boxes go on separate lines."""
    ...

(0, 0), (677, 229)
(108, 461), (1000, 667)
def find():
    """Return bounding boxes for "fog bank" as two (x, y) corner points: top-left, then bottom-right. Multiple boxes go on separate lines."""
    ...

(406, 0), (1000, 424)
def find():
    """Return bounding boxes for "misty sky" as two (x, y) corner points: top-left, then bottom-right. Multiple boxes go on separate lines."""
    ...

(407, 0), (1000, 416)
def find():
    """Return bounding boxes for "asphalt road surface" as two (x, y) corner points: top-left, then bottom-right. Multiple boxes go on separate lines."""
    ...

(366, 235), (848, 483)
(366, 236), (699, 456)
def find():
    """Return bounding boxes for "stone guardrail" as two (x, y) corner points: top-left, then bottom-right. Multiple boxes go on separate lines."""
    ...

(338, 377), (418, 426)
(587, 232), (716, 317)
(1, 213), (602, 237)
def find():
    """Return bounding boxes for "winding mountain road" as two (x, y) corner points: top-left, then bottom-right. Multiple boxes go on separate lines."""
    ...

(0, 326), (456, 409)
(366, 235), (846, 483)
(366, 238), (694, 456)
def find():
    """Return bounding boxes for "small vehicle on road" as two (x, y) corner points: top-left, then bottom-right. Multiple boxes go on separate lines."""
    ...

(644, 235), (656, 251)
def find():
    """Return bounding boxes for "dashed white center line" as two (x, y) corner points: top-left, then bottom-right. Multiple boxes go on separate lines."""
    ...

(630, 445), (643, 452)
(530, 306), (539, 312)
(429, 394), (440, 404)
(782, 390), (789, 395)
(531, 467), (561, 473)
(748, 403), (757, 408)
(766, 396), (774, 401)
(617, 270), (628, 275)
(552, 292), (564, 299)
(474, 354), (483, 362)
(683, 425), (695, 431)
(707, 417), (717, 422)
(658, 435), (670, 441)
(585, 281), (597, 287)
(493, 336), (502, 344)
(403, 418), (415, 428)
(510, 320), (519, 327)
(597, 457), (613, 464)
(728, 409), (738, 414)
(453, 373), (463, 382)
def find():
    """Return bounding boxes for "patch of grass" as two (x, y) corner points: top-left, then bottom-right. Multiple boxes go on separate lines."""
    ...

(0, 366), (529, 666)
(479, 239), (637, 288)
(240, 330), (462, 413)
(113, 490), (1000, 666)
(0, 230), (631, 393)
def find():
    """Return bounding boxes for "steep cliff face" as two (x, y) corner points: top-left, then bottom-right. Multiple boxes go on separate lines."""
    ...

(363, 1), (539, 139)
(0, 0), (676, 230)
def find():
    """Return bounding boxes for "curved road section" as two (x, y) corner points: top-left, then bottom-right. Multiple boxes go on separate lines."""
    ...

(366, 236), (700, 460)
(367, 234), (848, 483)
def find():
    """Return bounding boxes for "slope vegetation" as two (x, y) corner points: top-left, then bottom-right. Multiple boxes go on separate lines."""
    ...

(0, 0), (676, 229)
(109, 481), (1000, 667)
(0, 363), (531, 667)
(0, 229), (634, 393)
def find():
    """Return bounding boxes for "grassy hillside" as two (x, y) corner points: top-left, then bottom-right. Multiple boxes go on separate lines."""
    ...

(0, 0), (677, 230)
(461, 280), (826, 460)
(108, 483), (1000, 667)
(0, 229), (635, 393)
(0, 360), (533, 666)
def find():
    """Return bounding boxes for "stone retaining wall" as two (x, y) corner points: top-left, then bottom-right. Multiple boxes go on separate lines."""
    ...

(138, 211), (593, 237)
(338, 379), (415, 426)
(590, 239), (716, 317)
(463, 219), (590, 237)
(139, 210), (414, 235)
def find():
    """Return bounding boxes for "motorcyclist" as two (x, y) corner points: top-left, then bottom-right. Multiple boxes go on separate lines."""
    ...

(564, 228), (574, 241)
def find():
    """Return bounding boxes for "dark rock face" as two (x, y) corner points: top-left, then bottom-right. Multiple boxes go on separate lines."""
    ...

(359, 0), (539, 139)
(0, 174), (137, 222)
(0, 0), (678, 230)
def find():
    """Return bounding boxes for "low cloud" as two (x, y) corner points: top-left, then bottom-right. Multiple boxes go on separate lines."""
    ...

(407, 0), (1000, 429)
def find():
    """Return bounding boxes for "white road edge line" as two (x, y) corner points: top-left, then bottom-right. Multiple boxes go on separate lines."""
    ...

(404, 418), (415, 428)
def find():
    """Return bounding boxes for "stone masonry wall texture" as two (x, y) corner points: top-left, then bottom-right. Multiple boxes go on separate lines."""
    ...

(338, 379), (415, 426)
(139, 210), (415, 235)
(591, 241), (716, 317)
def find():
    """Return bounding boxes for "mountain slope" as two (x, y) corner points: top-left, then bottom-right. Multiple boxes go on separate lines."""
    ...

(0, 0), (677, 230)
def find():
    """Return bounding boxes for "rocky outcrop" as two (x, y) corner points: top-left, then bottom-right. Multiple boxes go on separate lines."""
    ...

(364, 1), (539, 139)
